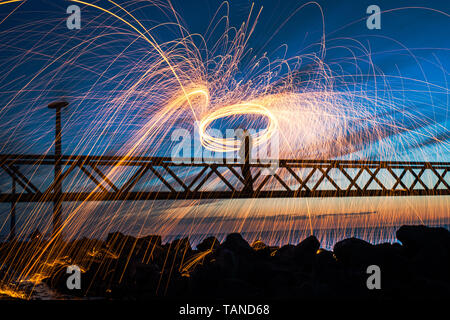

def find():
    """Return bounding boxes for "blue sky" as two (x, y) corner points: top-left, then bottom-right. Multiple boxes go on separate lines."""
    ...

(0, 0), (448, 161)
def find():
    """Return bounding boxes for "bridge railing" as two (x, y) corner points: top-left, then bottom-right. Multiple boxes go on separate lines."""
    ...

(0, 153), (449, 203)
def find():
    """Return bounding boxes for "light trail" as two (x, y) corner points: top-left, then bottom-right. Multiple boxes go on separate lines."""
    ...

(0, 0), (447, 299)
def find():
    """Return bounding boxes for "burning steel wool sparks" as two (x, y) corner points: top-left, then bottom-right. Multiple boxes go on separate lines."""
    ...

(0, 0), (448, 299)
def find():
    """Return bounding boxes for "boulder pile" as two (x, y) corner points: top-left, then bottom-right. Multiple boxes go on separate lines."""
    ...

(1, 225), (449, 299)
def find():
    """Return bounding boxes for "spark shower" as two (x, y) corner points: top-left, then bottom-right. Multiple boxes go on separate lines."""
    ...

(0, 0), (448, 299)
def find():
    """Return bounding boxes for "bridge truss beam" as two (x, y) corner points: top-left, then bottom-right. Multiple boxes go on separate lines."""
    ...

(0, 154), (449, 203)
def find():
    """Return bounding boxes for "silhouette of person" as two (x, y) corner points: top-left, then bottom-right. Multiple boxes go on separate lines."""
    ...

(238, 129), (253, 193)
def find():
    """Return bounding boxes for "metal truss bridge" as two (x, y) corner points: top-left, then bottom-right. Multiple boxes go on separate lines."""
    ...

(1, 154), (449, 202)
(1, 153), (448, 238)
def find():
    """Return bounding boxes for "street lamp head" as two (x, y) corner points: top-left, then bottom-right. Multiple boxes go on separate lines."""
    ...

(48, 101), (69, 109)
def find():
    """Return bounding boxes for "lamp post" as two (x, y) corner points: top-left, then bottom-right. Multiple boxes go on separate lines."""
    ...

(8, 171), (16, 241)
(48, 100), (68, 238)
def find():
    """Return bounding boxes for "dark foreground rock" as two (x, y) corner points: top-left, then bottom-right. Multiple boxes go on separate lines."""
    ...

(1, 225), (449, 299)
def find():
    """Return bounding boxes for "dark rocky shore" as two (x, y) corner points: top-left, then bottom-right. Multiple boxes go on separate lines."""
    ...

(1, 225), (450, 299)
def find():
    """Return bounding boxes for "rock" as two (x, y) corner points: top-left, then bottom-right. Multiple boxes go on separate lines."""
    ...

(251, 240), (267, 251)
(196, 236), (219, 251)
(161, 238), (193, 270)
(275, 244), (295, 256)
(251, 240), (272, 258)
(213, 234), (260, 283)
(333, 239), (416, 298)
(220, 233), (252, 256)
(396, 225), (450, 254)
(140, 243), (165, 265)
(66, 237), (104, 260)
(293, 236), (320, 262)
(273, 237), (320, 267)
(82, 260), (115, 296)
(273, 244), (295, 264)
(215, 248), (239, 277)
(397, 225), (450, 282)
(189, 261), (222, 297)
(315, 249), (337, 269)
(105, 232), (137, 254)
(137, 234), (162, 247)
(333, 237), (375, 267)
(169, 237), (192, 252)
(12, 227), (450, 299)
(133, 262), (160, 296)
(312, 249), (340, 295)
(46, 265), (85, 297)
(166, 238), (194, 271)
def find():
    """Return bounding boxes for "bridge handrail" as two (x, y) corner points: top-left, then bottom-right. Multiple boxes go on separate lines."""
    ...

(1, 153), (449, 168)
